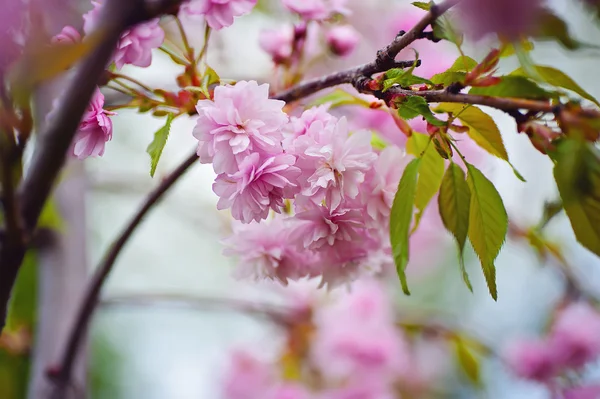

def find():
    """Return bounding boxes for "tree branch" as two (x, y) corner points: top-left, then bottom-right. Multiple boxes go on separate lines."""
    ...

(273, 0), (460, 103)
(49, 151), (198, 397)
(0, 0), (188, 333)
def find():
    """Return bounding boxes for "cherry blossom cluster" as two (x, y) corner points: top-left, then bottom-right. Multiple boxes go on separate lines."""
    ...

(192, 79), (416, 287)
(504, 302), (600, 396)
(221, 280), (430, 399)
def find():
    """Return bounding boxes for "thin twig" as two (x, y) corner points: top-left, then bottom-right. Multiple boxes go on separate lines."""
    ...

(50, 151), (198, 396)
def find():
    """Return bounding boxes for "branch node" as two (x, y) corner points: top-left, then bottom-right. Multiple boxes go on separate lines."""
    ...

(446, 82), (464, 94)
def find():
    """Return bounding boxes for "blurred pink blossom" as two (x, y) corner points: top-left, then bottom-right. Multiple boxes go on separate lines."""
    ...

(223, 217), (316, 284)
(180, 0), (257, 30)
(222, 350), (274, 399)
(193, 81), (288, 174)
(113, 19), (164, 69)
(549, 302), (600, 369)
(282, 0), (350, 21)
(457, 0), (545, 40)
(63, 88), (116, 159)
(213, 153), (300, 223)
(504, 338), (557, 382)
(51, 26), (81, 44)
(259, 26), (294, 64)
(312, 279), (409, 383)
(563, 385), (600, 399)
(326, 25), (360, 57)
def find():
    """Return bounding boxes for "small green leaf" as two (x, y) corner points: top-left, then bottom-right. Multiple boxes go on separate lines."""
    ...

(434, 103), (526, 182)
(512, 65), (600, 106)
(430, 71), (467, 86)
(370, 131), (388, 150)
(407, 133), (445, 230)
(411, 1), (431, 11)
(466, 164), (508, 300)
(398, 96), (446, 126)
(390, 158), (421, 295)
(308, 88), (372, 109)
(199, 65), (220, 99)
(469, 75), (555, 100)
(146, 114), (175, 177)
(432, 14), (463, 47)
(383, 69), (433, 91)
(435, 104), (507, 159)
(438, 163), (473, 291)
(553, 139), (600, 256)
(454, 336), (481, 386)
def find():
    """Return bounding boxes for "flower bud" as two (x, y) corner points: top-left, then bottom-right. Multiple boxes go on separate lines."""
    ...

(326, 25), (360, 57)
(259, 27), (293, 64)
(51, 26), (81, 44)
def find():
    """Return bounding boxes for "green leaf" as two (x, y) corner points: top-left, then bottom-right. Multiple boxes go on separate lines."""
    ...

(6, 251), (38, 330)
(411, 1), (431, 11)
(434, 103), (525, 182)
(454, 336), (481, 386)
(469, 75), (555, 100)
(407, 133), (445, 230)
(370, 131), (388, 150)
(438, 163), (473, 291)
(390, 158), (421, 295)
(435, 104), (507, 159)
(146, 114), (175, 178)
(199, 64), (220, 99)
(552, 139), (600, 256)
(430, 71), (466, 86)
(383, 68), (433, 91)
(499, 40), (535, 58)
(512, 65), (600, 106)
(466, 164), (508, 300)
(308, 88), (372, 109)
(432, 14), (463, 47)
(398, 96), (446, 126)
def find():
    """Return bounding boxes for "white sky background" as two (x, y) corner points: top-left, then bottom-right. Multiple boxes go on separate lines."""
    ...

(84, 0), (600, 398)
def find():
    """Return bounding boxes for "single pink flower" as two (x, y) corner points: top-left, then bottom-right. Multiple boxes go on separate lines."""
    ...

(282, 0), (350, 21)
(259, 26), (294, 64)
(213, 153), (300, 223)
(326, 25), (360, 57)
(180, 0), (257, 30)
(549, 302), (600, 369)
(223, 217), (316, 284)
(193, 80), (288, 175)
(282, 105), (336, 152)
(56, 88), (116, 159)
(113, 19), (164, 69)
(291, 117), (376, 210)
(51, 26), (81, 44)
(504, 338), (557, 382)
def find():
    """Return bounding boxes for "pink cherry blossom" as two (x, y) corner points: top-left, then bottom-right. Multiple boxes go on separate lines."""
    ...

(193, 80), (288, 175)
(290, 117), (376, 210)
(180, 0), (257, 30)
(362, 146), (410, 227)
(51, 26), (81, 44)
(326, 25), (360, 57)
(223, 217), (316, 284)
(83, 1), (103, 35)
(70, 89), (116, 159)
(213, 153), (300, 223)
(282, 0), (350, 21)
(282, 105), (337, 152)
(312, 279), (409, 383)
(259, 26), (294, 64)
(504, 338), (557, 382)
(549, 302), (600, 369)
(113, 19), (165, 69)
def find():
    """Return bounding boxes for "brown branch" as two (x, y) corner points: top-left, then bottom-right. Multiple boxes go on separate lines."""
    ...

(273, 0), (459, 103)
(0, 0), (188, 333)
(49, 151), (198, 397)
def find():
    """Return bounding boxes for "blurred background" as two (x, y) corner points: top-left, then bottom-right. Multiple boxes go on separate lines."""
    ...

(2, 0), (600, 398)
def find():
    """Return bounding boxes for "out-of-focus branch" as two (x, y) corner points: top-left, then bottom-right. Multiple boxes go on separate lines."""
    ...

(50, 151), (198, 397)
(273, 0), (459, 103)
(0, 0), (188, 333)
